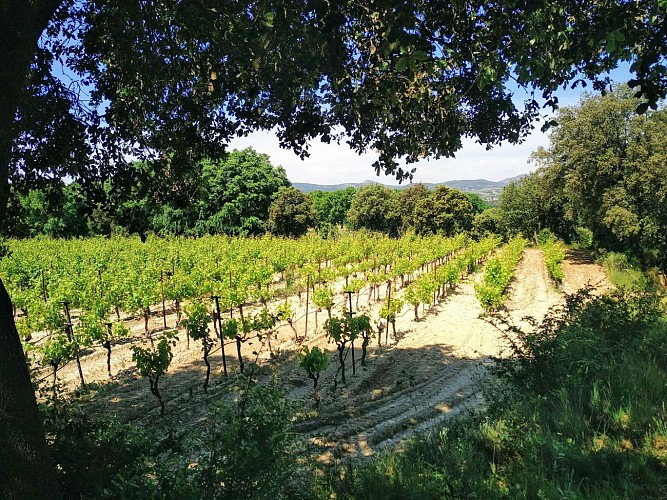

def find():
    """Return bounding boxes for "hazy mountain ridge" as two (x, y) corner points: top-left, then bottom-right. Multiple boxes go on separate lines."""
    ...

(293, 175), (524, 194)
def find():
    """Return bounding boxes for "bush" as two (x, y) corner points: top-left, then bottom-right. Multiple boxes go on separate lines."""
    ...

(573, 226), (593, 249)
(540, 238), (566, 283)
(41, 402), (181, 498)
(327, 287), (667, 499)
(187, 374), (311, 499)
(597, 251), (647, 289)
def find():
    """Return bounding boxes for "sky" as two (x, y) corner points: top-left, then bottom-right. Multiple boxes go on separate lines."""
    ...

(229, 68), (632, 186)
(228, 125), (552, 185)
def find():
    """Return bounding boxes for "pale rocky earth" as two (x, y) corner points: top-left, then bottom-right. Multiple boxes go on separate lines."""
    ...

(44, 247), (610, 462)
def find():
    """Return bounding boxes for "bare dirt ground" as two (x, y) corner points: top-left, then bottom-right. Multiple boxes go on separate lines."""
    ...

(45, 247), (611, 462)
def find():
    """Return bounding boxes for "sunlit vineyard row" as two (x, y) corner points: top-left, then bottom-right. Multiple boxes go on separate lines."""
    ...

(1, 232), (492, 341)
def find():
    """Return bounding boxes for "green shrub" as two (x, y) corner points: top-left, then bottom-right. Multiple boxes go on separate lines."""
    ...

(573, 226), (594, 249)
(188, 375), (310, 499)
(41, 402), (182, 498)
(327, 287), (667, 499)
(540, 238), (566, 283)
(598, 251), (647, 289)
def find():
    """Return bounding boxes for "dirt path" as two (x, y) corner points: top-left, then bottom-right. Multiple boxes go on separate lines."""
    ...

(49, 247), (611, 462)
(561, 249), (612, 294)
(506, 248), (562, 322)
(298, 247), (570, 461)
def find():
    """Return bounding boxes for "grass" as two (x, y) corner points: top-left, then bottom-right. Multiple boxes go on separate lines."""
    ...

(325, 288), (667, 498)
(597, 251), (647, 290)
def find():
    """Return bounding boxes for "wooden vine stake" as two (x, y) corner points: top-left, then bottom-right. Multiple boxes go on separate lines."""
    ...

(160, 270), (167, 330)
(345, 290), (356, 375)
(304, 274), (310, 339)
(385, 280), (391, 345)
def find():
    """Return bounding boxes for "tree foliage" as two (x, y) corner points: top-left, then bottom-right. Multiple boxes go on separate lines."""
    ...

(268, 187), (316, 238)
(197, 149), (290, 236)
(311, 187), (355, 228)
(7, 0), (667, 221)
(499, 89), (667, 271)
(2, 148), (290, 238)
(398, 183), (429, 232)
(347, 184), (401, 235)
(413, 185), (475, 236)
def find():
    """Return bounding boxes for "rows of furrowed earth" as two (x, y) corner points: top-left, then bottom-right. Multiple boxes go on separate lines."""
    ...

(2, 232), (570, 461)
(1, 233), (515, 389)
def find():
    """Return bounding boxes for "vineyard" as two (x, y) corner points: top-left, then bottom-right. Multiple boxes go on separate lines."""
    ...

(1, 232), (609, 460)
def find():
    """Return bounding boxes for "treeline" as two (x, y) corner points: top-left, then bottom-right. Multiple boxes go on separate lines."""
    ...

(2, 147), (488, 240)
(491, 87), (667, 273)
(3, 148), (290, 239)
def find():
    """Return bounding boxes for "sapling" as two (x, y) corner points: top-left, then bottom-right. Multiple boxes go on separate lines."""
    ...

(181, 300), (215, 392)
(39, 333), (76, 400)
(344, 278), (365, 309)
(220, 317), (248, 373)
(298, 346), (329, 408)
(313, 287), (335, 321)
(405, 284), (421, 321)
(276, 301), (298, 341)
(104, 322), (129, 378)
(78, 313), (110, 378)
(252, 307), (277, 357)
(351, 315), (373, 366)
(379, 297), (404, 344)
(324, 316), (358, 385)
(130, 331), (177, 416)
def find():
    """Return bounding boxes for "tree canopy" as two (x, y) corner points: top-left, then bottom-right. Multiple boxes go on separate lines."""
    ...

(4, 0), (667, 223)
(347, 184), (401, 235)
(1, 148), (290, 238)
(311, 188), (356, 228)
(268, 187), (317, 237)
(196, 149), (290, 236)
(398, 183), (430, 232)
(498, 88), (667, 271)
(413, 185), (475, 236)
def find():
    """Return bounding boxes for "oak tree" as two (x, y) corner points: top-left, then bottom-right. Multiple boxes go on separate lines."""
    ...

(2, 1), (667, 494)
(268, 187), (317, 237)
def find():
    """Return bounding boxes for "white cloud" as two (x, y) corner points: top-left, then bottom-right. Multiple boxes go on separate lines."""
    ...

(228, 66), (632, 186)
(228, 128), (548, 185)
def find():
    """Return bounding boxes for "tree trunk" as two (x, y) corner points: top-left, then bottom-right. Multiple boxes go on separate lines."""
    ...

(236, 335), (244, 373)
(202, 343), (211, 393)
(0, 0), (63, 220)
(150, 377), (165, 417)
(361, 337), (368, 367)
(104, 341), (112, 378)
(0, 2), (64, 494)
(337, 344), (346, 384)
(0, 278), (60, 499)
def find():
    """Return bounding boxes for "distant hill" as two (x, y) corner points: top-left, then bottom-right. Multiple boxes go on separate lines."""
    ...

(293, 175), (524, 204)
(292, 176), (523, 193)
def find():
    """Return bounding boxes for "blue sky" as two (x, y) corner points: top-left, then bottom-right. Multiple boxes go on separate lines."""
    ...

(229, 67), (633, 185)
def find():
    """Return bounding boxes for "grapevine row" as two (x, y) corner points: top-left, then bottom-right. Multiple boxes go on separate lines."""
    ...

(474, 237), (527, 310)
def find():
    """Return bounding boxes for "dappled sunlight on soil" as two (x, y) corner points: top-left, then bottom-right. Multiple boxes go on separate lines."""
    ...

(43, 247), (611, 461)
